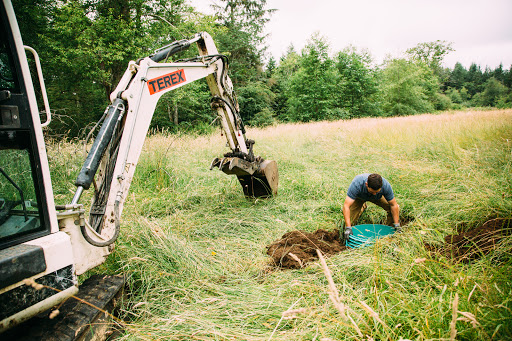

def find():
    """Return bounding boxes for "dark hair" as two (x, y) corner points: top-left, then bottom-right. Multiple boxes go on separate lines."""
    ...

(367, 173), (383, 190)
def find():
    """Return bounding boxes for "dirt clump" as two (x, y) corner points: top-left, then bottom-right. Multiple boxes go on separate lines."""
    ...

(426, 218), (512, 262)
(266, 229), (346, 269)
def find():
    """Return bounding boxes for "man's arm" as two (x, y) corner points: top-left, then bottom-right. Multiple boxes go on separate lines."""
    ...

(343, 196), (355, 227)
(388, 198), (400, 225)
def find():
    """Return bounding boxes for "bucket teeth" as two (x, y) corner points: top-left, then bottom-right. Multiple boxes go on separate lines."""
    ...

(209, 157), (221, 170)
(210, 157), (235, 172)
(210, 156), (278, 198)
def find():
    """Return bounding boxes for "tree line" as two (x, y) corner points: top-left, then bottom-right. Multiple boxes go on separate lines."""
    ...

(13, 0), (512, 137)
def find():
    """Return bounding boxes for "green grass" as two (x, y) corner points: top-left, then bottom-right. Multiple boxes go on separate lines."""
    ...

(48, 109), (512, 340)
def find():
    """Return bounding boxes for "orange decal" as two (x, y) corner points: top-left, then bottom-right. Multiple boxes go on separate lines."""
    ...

(147, 69), (186, 95)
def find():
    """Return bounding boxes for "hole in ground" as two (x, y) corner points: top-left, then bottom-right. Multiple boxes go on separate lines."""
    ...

(266, 214), (415, 270)
(425, 218), (512, 263)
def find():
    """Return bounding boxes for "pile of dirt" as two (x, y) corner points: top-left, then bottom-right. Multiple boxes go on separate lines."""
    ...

(426, 218), (512, 262)
(266, 229), (346, 269)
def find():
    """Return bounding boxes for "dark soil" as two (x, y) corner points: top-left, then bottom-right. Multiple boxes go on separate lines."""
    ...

(266, 229), (346, 269)
(426, 218), (512, 262)
(266, 218), (512, 269)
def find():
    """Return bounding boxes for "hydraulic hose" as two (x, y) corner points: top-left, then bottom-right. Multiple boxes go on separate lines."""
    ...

(149, 34), (201, 63)
(211, 96), (246, 135)
(80, 199), (121, 247)
(177, 54), (230, 91)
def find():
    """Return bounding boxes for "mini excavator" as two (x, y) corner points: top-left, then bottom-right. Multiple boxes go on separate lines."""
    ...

(0, 0), (278, 338)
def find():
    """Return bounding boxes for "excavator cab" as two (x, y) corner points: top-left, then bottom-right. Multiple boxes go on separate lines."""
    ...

(1, 0), (78, 333)
(0, 13), (48, 248)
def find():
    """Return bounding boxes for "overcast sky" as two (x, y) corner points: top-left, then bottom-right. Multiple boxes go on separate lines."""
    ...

(188, 0), (512, 69)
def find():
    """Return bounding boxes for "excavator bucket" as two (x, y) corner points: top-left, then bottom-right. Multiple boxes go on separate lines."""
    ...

(210, 158), (278, 198)
(238, 159), (278, 198)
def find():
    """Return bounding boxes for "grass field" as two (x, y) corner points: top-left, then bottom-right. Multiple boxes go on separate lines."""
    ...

(49, 109), (512, 340)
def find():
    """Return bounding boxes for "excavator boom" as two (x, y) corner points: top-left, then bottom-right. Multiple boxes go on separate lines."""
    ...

(69, 32), (278, 256)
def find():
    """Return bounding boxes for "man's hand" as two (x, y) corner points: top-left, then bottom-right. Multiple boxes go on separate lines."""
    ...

(344, 226), (353, 240)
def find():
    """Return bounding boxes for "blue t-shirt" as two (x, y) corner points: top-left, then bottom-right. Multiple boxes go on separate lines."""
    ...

(347, 174), (394, 202)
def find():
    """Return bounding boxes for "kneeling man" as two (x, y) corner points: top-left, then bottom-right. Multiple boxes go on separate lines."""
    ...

(343, 173), (400, 239)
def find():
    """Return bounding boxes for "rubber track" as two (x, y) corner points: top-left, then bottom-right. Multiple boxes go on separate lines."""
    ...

(3, 275), (125, 341)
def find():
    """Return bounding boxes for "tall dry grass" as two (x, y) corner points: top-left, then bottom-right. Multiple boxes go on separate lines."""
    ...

(48, 109), (512, 340)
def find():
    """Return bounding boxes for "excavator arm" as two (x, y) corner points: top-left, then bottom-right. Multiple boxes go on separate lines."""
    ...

(70, 32), (278, 259)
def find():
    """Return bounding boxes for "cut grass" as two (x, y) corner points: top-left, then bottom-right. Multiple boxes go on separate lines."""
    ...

(48, 109), (512, 340)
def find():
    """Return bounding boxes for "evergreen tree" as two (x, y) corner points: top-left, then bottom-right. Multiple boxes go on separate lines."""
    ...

(208, 1), (276, 127)
(265, 55), (277, 78)
(285, 33), (341, 122)
(272, 45), (300, 119)
(277, 45), (300, 78)
(464, 63), (484, 97)
(447, 62), (467, 89)
(504, 65), (512, 88)
(211, 0), (275, 86)
(335, 46), (380, 117)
